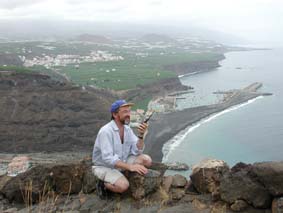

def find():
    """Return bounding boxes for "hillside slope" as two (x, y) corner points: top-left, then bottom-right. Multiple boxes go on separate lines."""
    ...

(0, 71), (115, 153)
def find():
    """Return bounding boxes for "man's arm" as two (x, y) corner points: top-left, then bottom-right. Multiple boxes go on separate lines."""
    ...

(136, 123), (148, 150)
(115, 160), (148, 175)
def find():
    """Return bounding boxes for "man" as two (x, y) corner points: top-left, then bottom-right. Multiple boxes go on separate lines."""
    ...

(92, 99), (152, 198)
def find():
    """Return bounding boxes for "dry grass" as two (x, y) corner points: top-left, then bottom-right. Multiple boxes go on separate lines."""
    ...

(20, 180), (73, 213)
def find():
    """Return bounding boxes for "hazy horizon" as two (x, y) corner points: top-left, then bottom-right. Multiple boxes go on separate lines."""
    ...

(0, 0), (282, 46)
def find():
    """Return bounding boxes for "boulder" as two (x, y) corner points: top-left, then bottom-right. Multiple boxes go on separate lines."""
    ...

(127, 169), (162, 200)
(1, 164), (53, 202)
(185, 180), (200, 195)
(190, 159), (229, 193)
(50, 164), (85, 194)
(219, 166), (271, 208)
(251, 162), (283, 196)
(230, 199), (249, 212)
(162, 176), (173, 193)
(192, 198), (209, 211)
(210, 201), (229, 213)
(272, 197), (283, 213)
(82, 167), (96, 194)
(211, 187), (221, 201)
(171, 188), (185, 200)
(0, 162), (85, 203)
(172, 174), (187, 188)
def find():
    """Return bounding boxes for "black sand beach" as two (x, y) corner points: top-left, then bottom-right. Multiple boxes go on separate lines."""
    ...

(144, 83), (272, 162)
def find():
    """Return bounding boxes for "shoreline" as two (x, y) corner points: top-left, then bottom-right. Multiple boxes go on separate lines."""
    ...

(144, 83), (272, 162)
(161, 95), (264, 163)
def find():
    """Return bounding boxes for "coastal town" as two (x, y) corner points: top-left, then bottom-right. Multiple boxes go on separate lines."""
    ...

(22, 50), (124, 69)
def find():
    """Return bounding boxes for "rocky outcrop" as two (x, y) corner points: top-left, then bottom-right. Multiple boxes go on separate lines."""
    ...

(1, 159), (283, 212)
(193, 160), (281, 210)
(0, 71), (115, 153)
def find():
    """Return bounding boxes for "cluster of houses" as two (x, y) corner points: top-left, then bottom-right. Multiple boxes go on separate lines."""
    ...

(22, 50), (124, 69)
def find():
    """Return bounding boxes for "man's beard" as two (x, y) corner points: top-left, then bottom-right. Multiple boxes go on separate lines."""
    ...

(121, 116), (130, 125)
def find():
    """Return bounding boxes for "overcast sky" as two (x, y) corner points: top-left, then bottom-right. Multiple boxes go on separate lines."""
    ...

(0, 0), (282, 45)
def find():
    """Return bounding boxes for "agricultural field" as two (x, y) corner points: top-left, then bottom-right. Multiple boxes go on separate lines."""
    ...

(0, 36), (226, 90)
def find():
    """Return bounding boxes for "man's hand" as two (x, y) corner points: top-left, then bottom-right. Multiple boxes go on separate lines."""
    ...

(129, 164), (148, 175)
(137, 123), (148, 139)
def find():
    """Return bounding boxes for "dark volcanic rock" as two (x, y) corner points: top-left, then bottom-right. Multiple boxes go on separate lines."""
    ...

(171, 174), (187, 188)
(127, 169), (162, 200)
(49, 164), (85, 194)
(230, 199), (249, 212)
(82, 166), (96, 194)
(0, 71), (115, 153)
(272, 197), (283, 213)
(1, 164), (53, 202)
(0, 163), (86, 203)
(231, 162), (253, 173)
(251, 161), (283, 196)
(2, 158), (283, 212)
(162, 175), (173, 193)
(219, 167), (272, 208)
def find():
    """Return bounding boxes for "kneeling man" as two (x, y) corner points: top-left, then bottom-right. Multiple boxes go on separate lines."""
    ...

(92, 100), (152, 197)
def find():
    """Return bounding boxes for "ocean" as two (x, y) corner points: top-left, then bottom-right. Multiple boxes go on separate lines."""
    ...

(163, 48), (283, 174)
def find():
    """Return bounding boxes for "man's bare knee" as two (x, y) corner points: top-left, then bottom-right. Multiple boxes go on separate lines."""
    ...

(135, 154), (152, 167)
(143, 154), (152, 167)
(115, 177), (129, 193)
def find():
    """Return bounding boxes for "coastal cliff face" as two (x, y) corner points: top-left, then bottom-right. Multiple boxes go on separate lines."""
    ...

(164, 55), (225, 76)
(0, 71), (115, 153)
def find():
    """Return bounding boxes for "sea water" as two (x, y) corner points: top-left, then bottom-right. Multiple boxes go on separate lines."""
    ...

(163, 48), (283, 175)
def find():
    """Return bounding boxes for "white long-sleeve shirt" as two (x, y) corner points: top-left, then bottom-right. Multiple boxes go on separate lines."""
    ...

(92, 120), (143, 168)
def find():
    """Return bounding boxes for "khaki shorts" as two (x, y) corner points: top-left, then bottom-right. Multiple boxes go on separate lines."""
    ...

(92, 155), (137, 184)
